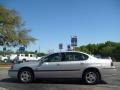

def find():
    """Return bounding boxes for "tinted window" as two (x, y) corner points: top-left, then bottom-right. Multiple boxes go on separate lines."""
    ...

(62, 52), (88, 61)
(21, 54), (24, 56)
(45, 53), (62, 62)
(74, 52), (88, 60)
(25, 54), (28, 56)
(30, 55), (33, 57)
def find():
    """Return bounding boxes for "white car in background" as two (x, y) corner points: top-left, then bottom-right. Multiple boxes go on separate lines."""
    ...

(0, 55), (9, 62)
(9, 54), (41, 62)
(15, 54), (41, 62)
(9, 54), (17, 61)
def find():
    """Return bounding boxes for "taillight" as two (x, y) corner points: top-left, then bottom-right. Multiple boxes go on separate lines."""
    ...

(111, 62), (113, 66)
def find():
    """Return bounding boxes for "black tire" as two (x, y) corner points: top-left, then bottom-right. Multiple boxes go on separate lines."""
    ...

(4, 59), (7, 63)
(83, 70), (100, 85)
(13, 60), (17, 63)
(18, 68), (34, 83)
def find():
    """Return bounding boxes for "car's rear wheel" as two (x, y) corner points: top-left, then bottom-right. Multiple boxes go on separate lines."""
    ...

(83, 70), (100, 84)
(18, 69), (34, 83)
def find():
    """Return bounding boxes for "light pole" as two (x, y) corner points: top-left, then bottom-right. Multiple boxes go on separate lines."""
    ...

(38, 46), (40, 53)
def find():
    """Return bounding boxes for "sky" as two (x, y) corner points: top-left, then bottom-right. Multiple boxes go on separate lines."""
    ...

(0, 0), (120, 52)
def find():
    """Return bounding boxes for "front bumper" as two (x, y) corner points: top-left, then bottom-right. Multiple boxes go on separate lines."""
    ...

(8, 69), (18, 79)
(100, 67), (117, 79)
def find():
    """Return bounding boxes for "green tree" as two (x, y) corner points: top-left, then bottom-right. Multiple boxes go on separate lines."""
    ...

(86, 44), (98, 55)
(76, 41), (120, 61)
(99, 46), (114, 57)
(112, 46), (120, 62)
(16, 28), (36, 47)
(75, 46), (91, 54)
(0, 5), (36, 47)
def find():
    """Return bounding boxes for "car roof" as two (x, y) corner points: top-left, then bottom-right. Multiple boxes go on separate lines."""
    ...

(50, 51), (90, 56)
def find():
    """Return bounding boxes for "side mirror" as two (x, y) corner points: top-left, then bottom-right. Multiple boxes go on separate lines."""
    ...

(38, 59), (44, 66)
(39, 59), (44, 63)
(40, 58), (48, 63)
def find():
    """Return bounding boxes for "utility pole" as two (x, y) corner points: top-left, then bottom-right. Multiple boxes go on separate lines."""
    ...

(38, 46), (40, 53)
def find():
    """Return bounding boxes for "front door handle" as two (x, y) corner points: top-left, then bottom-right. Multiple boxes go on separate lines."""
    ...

(81, 63), (84, 64)
(57, 64), (60, 66)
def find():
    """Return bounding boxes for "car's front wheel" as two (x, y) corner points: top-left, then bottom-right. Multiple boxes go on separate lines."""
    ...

(18, 68), (34, 83)
(83, 70), (100, 84)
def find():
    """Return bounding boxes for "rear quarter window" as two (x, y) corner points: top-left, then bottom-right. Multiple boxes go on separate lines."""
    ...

(78, 53), (89, 60)
(62, 52), (89, 61)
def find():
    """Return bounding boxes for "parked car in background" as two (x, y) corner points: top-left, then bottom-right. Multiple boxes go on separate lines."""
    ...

(8, 51), (116, 84)
(15, 54), (41, 62)
(0, 55), (9, 62)
(0, 54), (42, 63)
(8, 54), (17, 62)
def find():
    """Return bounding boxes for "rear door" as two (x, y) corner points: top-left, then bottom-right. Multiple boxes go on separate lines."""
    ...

(56, 52), (88, 78)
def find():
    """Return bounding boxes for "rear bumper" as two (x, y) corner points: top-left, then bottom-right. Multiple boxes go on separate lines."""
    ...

(100, 67), (117, 79)
(8, 70), (18, 79)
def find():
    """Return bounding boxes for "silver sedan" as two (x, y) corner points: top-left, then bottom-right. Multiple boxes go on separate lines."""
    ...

(8, 51), (116, 84)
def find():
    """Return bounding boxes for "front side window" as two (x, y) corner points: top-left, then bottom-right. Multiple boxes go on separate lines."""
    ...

(45, 53), (62, 62)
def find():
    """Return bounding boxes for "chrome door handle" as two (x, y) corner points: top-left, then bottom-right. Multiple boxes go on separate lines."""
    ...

(81, 63), (84, 64)
(57, 64), (60, 66)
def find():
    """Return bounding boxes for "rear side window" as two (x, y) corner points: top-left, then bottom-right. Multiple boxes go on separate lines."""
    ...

(74, 53), (88, 60)
(62, 52), (88, 61)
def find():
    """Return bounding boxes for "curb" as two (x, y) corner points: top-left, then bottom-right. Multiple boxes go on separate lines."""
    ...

(0, 67), (10, 69)
(0, 87), (8, 90)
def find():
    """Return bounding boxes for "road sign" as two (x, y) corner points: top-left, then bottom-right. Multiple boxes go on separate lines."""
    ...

(59, 43), (63, 50)
(67, 45), (71, 51)
(3, 47), (6, 51)
(19, 47), (25, 52)
(71, 36), (77, 46)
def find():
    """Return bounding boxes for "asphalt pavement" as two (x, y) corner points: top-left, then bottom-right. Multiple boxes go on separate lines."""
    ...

(0, 62), (120, 90)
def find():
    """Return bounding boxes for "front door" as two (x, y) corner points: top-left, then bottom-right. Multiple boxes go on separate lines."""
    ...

(35, 53), (63, 78)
